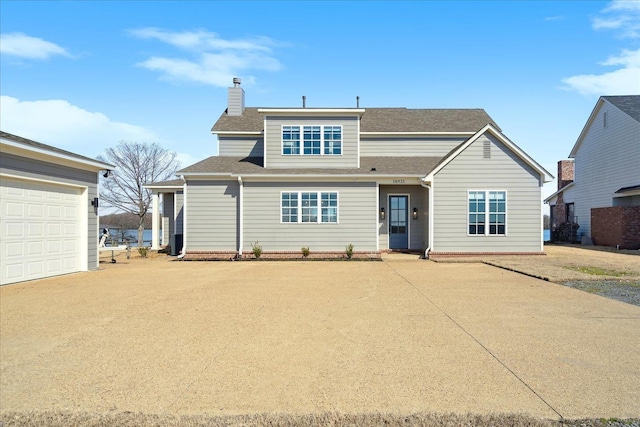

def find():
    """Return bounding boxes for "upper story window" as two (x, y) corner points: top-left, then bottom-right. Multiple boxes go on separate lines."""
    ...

(282, 125), (342, 156)
(282, 126), (301, 155)
(324, 126), (342, 155)
(303, 126), (321, 155)
(468, 190), (506, 236)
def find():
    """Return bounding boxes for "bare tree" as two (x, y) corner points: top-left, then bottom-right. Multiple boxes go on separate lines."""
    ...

(98, 141), (179, 246)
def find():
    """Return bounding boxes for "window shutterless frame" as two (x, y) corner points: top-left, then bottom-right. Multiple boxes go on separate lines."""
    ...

(281, 125), (342, 156)
(280, 191), (339, 224)
(467, 190), (507, 236)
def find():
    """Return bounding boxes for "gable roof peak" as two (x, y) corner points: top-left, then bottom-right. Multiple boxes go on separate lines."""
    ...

(602, 95), (640, 123)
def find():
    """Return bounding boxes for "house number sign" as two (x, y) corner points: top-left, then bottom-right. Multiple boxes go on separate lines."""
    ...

(393, 179), (405, 184)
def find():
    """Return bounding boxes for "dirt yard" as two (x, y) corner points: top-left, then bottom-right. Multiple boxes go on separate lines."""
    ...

(432, 244), (640, 282)
(1, 247), (639, 423)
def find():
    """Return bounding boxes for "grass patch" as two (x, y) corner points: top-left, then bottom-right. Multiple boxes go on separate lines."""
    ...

(564, 266), (633, 277)
(0, 411), (560, 427)
(2, 411), (638, 427)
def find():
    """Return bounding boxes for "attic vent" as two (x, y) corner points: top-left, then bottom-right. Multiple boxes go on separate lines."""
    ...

(483, 140), (491, 159)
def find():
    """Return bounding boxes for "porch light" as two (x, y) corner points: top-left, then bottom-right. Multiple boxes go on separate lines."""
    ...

(412, 207), (418, 220)
(380, 207), (385, 220)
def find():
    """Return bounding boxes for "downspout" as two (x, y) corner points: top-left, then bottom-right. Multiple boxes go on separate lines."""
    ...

(420, 178), (433, 259)
(177, 175), (187, 259)
(237, 175), (243, 256)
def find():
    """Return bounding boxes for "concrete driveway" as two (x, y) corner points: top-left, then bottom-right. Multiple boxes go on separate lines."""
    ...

(1, 256), (639, 419)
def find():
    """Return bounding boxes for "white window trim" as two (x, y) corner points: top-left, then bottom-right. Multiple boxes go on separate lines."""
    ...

(281, 125), (301, 156)
(467, 190), (507, 237)
(280, 190), (339, 224)
(280, 124), (343, 156)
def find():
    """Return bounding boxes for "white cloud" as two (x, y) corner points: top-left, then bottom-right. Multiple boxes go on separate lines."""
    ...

(0, 32), (71, 59)
(0, 95), (161, 158)
(129, 28), (284, 87)
(592, 0), (640, 38)
(562, 49), (640, 95)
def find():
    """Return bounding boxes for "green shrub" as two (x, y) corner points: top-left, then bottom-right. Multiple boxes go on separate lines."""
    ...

(137, 246), (149, 258)
(301, 247), (310, 258)
(251, 241), (263, 259)
(345, 243), (354, 259)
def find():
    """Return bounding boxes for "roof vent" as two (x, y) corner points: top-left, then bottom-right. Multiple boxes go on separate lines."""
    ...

(357, 96), (360, 108)
(232, 77), (241, 87)
(302, 96), (306, 108)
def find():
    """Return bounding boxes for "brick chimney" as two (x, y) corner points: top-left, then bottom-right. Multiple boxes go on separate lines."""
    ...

(227, 77), (245, 116)
(557, 160), (574, 190)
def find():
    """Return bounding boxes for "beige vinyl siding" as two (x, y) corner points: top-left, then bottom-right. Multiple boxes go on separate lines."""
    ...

(186, 180), (238, 251)
(432, 134), (543, 252)
(162, 193), (174, 245)
(0, 152), (99, 270)
(361, 136), (466, 157)
(264, 116), (358, 168)
(243, 181), (377, 251)
(571, 103), (640, 237)
(378, 185), (429, 250)
(218, 136), (264, 157)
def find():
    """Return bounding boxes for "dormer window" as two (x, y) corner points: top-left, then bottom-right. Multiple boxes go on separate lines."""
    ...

(324, 126), (342, 155)
(282, 126), (301, 155)
(282, 125), (342, 155)
(303, 126), (321, 155)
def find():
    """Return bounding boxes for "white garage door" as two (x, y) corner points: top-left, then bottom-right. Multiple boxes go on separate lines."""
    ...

(0, 177), (84, 285)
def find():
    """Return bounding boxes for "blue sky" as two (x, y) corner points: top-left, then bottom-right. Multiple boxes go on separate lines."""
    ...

(1, 0), (639, 199)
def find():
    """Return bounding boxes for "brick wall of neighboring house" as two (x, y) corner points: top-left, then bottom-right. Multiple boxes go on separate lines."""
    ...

(557, 160), (574, 190)
(591, 206), (640, 249)
(552, 192), (567, 229)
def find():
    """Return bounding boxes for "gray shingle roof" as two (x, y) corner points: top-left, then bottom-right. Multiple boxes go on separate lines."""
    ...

(603, 96), (640, 122)
(359, 108), (500, 132)
(178, 156), (442, 177)
(0, 130), (113, 167)
(144, 178), (184, 187)
(615, 184), (640, 194)
(212, 107), (500, 133)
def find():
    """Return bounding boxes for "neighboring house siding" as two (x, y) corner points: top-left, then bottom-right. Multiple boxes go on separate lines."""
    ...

(243, 181), (377, 251)
(264, 116), (359, 168)
(571, 103), (640, 238)
(361, 137), (466, 157)
(0, 152), (99, 269)
(162, 193), (174, 245)
(218, 136), (264, 157)
(175, 190), (184, 235)
(432, 134), (542, 252)
(378, 185), (429, 250)
(186, 180), (238, 251)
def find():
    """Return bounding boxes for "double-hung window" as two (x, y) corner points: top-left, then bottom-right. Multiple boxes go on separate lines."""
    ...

(303, 126), (321, 155)
(468, 190), (506, 235)
(282, 126), (301, 155)
(281, 191), (338, 223)
(301, 192), (318, 222)
(321, 192), (338, 223)
(281, 192), (298, 223)
(324, 126), (342, 155)
(282, 125), (341, 155)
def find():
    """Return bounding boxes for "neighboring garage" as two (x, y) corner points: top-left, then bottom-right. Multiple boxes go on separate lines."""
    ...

(0, 131), (113, 285)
